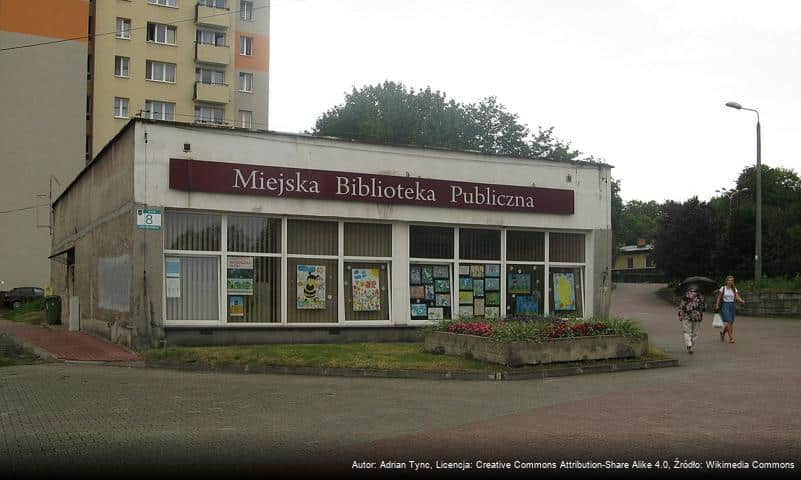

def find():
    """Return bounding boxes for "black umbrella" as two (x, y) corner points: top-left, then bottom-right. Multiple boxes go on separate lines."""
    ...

(679, 276), (718, 294)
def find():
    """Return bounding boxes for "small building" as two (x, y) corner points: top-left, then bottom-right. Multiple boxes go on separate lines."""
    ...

(612, 240), (661, 283)
(50, 119), (613, 348)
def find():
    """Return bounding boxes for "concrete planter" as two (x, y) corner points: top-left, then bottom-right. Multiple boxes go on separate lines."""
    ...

(424, 331), (649, 367)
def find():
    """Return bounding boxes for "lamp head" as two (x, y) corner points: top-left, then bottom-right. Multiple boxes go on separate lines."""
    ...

(725, 101), (743, 110)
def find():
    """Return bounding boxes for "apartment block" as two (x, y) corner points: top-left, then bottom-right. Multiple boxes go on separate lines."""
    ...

(89, 0), (270, 158)
(0, 0), (89, 290)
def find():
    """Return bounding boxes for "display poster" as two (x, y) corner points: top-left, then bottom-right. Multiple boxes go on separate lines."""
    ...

(473, 298), (485, 316)
(508, 273), (531, 294)
(435, 294), (452, 307)
(411, 303), (428, 318)
(516, 295), (540, 315)
(165, 257), (181, 278)
(473, 279), (485, 297)
(424, 285), (436, 301)
(410, 266), (421, 285)
(485, 264), (500, 277)
(166, 277), (181, 298)
(297, 265), (326, 309)
(485, 307), (500, 318)
(553, 273), (577, 311)
(433, 265), (450, 279)
(422, 266), (434, 284)
(428, 307), (444, 321)
(410, 285), (425, 299)
(470, 264), (485, 278)
(229, 296), (245, 317)
(459, 265), (470, 275)
(459, 277), (473, 291)
(227, 257), (254, 295)
(459, 291), (474, 305)
(352, 268), (381, 312)
(485, 278), (500, 291)
(459, 305), (474, 318)
(485, 291), (500, 306)
(434, 279), (450, 293)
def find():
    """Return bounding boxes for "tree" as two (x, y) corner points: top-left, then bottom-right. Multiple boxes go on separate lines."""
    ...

(654, 198), (717, 281)
(312, 81), (589, 162)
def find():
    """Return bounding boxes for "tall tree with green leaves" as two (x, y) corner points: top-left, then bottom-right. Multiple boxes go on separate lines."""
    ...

(312, 81), (590, 163)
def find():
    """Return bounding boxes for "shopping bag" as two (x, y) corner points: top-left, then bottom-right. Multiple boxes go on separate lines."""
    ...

(712, 313), (723, 328)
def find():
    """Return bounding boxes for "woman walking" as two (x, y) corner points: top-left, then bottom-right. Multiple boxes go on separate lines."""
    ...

(678, 284), (705, 354)
(715, 275), (745, 343)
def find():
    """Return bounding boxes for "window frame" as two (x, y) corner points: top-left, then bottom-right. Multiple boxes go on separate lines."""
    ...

(115, 18), (131, 40)
(239, 35), (253, 56)
(146, 60), (177, 83)
(237, 72), (253, 92)
(196, 29), (226, 46)
(195, 67), (226, 85)
(194, 105), (225, 125)
(240, 0), (254, 21)
(199, 0), (227, 9)
(148, 0), (179, 7)
(146, 22), (177, 45)
(114, 56), (130, 77)
(144, 100), (176, 121)
(239, 110), (253, 129)
(113, 97), (129, 119)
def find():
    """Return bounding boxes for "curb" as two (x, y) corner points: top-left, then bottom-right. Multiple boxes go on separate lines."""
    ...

(0, 331), (60, 363)
(144, 357), (678, 381)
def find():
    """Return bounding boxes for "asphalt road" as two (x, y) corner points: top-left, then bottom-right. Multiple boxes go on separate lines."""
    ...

(1, 284), (799, 477)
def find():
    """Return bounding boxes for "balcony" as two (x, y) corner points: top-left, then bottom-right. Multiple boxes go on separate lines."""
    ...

(196, 4), (230, 29)
(195, 42), (230, 65)
(194, 81), (230, 104)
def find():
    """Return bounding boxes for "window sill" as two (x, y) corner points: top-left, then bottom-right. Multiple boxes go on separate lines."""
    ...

(115, 36), (132, 40)
(114, 115), (129, 119)
(146, 41), (178, 47)
(146, 79), (177, 85)
(236, 89), (253, 94)
(114, 74), (130, 79)
(148, 3), (180, 8)
(239, 53), (253, 57)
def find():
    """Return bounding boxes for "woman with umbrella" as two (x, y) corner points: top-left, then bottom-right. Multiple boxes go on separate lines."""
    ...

(677, 277), (714, 354)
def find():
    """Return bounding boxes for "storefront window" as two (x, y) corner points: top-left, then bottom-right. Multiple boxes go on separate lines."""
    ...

(165, 256), (219, 321)
(507, 230), (545, 261)
(228, 215), (281, 253)
(549, 232), (585, 262)
(409, 263), (452, 320)
(226, 257), (280, 323)
(345, 223), (391, 257)
(409, 226), (453, 259)
(548, 267), (584, 317)
(459, 229), (500, 260)
(286, 258), (338, 323)
(164, 212), (221, 251)
(287, 219), (338, 255)
(458, 263), (501, 319)
(506, 264), (545, 318)
(345, 262), (390, 321)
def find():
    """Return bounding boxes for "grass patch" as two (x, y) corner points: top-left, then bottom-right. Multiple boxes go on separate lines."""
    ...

(143, 343), (496, 372)
(0, 356), (14, 367)
(5, 298), (45, 324)
(736, 275), (801, 292)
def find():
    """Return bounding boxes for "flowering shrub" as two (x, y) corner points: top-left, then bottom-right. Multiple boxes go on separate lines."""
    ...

(447, 321), (494, 337)
(438, 317), (643, 342)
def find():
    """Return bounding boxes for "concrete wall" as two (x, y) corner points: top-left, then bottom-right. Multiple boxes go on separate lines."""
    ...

(592, 229), (613, 318)
(0, 25), (87, 290)
(51, 126), (138, 345)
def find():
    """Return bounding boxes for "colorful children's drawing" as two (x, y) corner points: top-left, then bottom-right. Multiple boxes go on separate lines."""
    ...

(411, 303), (428, 318)
(351, 268), (381, 312)
(459, 265), (470, 275)
(459, 291), (474, 305)
(515, 295), (540, 315)
(485, 291), (500, 306)
(427, 307), (444, 321)
(485, 307), (500, 318)
(410, 285), (425, 299)
(473, 279), (484, 297)
(409, 266), (422, 285)
(433, 265), (450, 279)
(485, 277), (500, 291)
(434, 279), (450, 293)
(458, 305), (473, 318)
(508, 273), (531, 294)
(424, 284), (435, 301)
(553, 272), (576, 310)
(458, 277), (473, 291)
(470, 264), (484, 278)
(422, 266), (434, 284)
(297, 265), (326, 309)
(435, 294), (451, 307)
(473, 298), (485, 316)
(485, 264), (500, 277)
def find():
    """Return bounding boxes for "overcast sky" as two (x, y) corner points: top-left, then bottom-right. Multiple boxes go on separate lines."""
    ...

(268, 0), (801, 203)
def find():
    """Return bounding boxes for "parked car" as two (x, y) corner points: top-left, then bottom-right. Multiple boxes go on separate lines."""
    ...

(3, 287), (45, 310)
(0, 291), (9, 306)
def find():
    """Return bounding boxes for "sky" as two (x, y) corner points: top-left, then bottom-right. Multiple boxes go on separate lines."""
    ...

(268, 0), (801, 203)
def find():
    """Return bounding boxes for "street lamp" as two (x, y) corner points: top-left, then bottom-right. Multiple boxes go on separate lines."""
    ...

(725, 101), (762, 281)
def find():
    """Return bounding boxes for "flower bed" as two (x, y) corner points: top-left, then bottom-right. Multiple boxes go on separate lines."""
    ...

(426, 318), (648, 367)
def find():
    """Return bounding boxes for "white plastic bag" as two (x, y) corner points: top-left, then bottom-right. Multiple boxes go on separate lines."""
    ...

(712, 313), (723, 328)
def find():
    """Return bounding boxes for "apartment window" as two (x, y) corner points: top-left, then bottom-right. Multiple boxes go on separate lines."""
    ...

(144, 100), (176, 121)
(114, 56), (130, 77)
(116, 18), (131, 39)
(148, 0), (178, 6)
(147, 22), (177, 45)
(146, 60), (176, 82)
(196, 67), (225, 85)
(240, 36), (253, 56)
(195, 106), (225, 124)
(239, 110), (253, 129)
(114, 97), (129, 118)
(237, 72), (253, 92)
(240, 0), (253, 20)
(199, 0), (227, 8)
(196, 29), (226, 46)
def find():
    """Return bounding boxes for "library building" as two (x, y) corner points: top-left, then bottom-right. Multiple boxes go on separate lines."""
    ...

(50, 119), (613, 348)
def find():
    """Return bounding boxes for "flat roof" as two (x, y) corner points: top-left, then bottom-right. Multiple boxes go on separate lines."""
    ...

(54, 118), (613, 207)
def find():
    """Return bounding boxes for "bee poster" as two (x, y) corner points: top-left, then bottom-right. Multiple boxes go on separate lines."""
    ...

(297, 265), (326, 309)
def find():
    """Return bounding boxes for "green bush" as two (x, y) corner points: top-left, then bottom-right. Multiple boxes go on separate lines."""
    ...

(734, 274), (801, 292)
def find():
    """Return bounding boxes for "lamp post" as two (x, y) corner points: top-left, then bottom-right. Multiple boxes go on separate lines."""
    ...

(725, 101), (762, 282)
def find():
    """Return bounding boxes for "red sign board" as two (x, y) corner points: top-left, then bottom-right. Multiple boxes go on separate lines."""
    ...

(169, 158), (574, 215)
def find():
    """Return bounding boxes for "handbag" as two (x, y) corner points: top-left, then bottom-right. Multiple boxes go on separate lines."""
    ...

(712, 313), (723, 328)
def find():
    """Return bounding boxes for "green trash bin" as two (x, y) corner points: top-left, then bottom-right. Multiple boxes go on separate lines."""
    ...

(45, 295), (62, 325)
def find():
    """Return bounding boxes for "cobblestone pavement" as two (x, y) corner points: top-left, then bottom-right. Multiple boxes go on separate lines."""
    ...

(1, 284), (799, 476)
